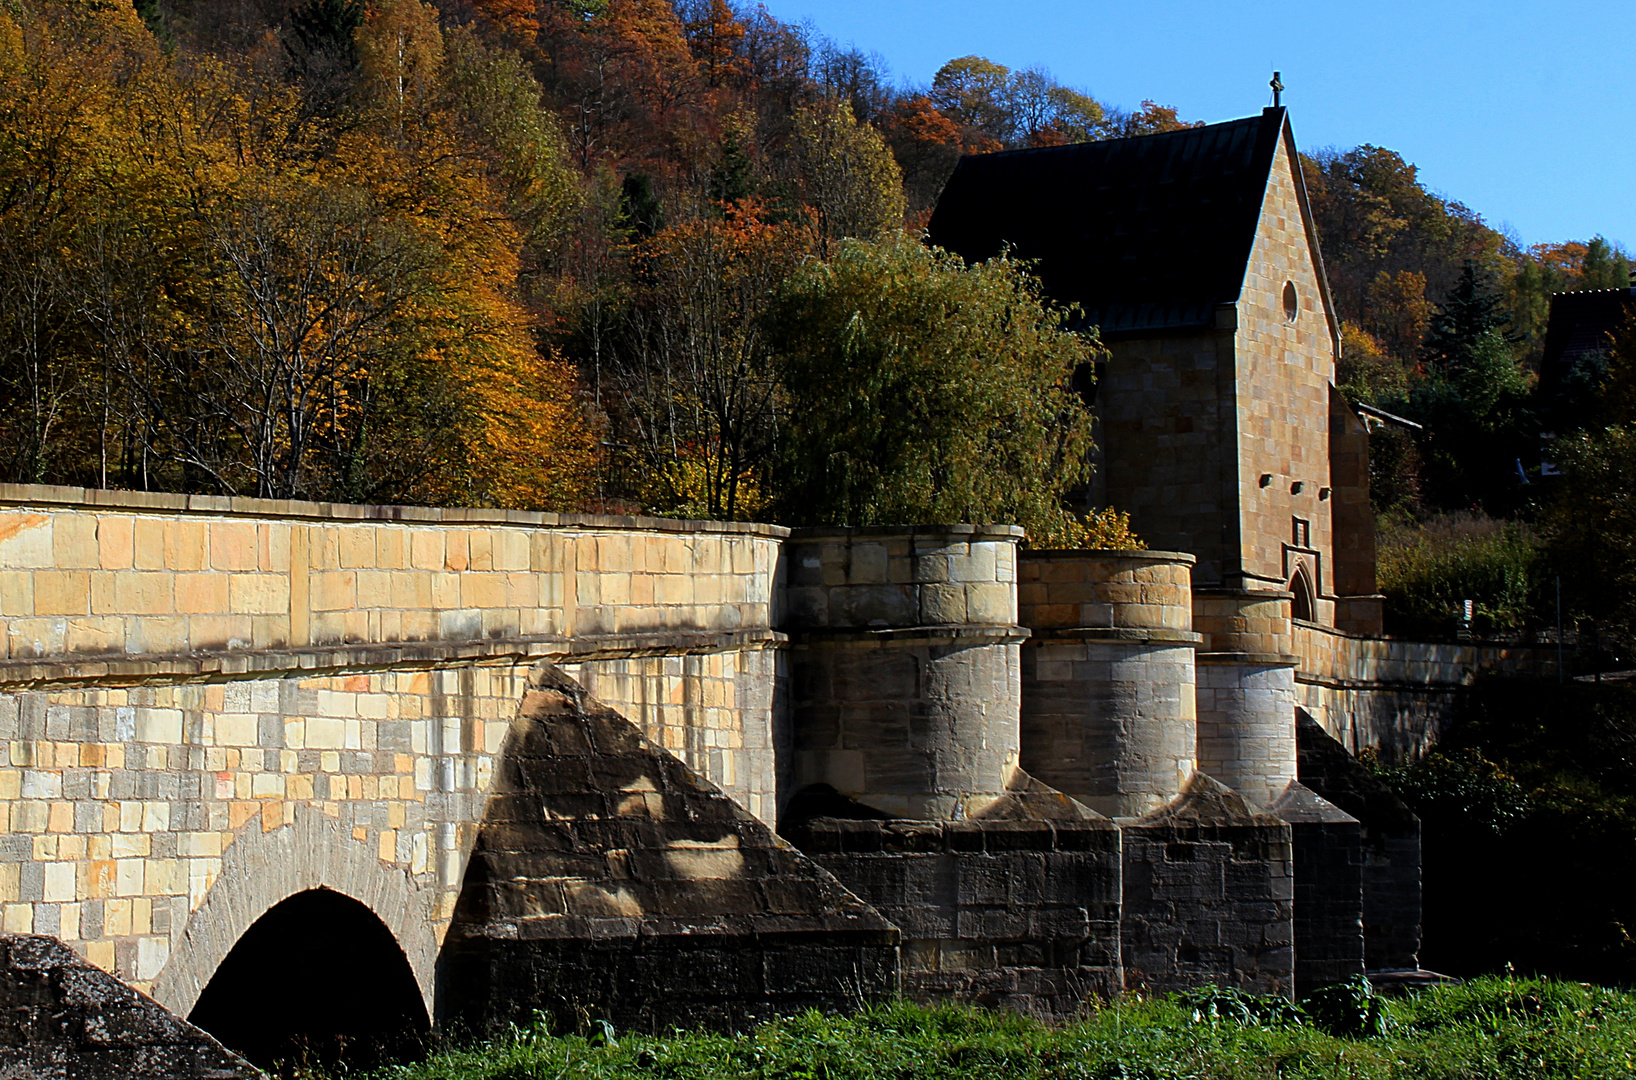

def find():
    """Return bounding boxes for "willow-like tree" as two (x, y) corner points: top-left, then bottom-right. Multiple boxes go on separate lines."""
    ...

(769, 237), (1098, 545)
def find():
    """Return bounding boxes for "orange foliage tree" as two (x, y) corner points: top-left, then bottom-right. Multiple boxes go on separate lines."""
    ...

(607, 201), (814, 518)
(0, 0), (595, 509)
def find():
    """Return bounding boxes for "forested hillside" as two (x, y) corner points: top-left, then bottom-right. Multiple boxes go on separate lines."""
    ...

(3, 0), (1634, 646)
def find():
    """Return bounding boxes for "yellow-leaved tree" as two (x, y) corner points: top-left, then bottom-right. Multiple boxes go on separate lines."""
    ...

(0, 0), (596, 510)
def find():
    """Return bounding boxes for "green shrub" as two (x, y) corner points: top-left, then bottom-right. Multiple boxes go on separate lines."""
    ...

(1376, 512), (1541, 639)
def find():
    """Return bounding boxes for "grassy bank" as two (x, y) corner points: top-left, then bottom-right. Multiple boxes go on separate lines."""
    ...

(358, 978), (1636, 1080)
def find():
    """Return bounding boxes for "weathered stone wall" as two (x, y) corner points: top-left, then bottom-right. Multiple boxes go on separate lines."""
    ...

(1193, 587), (1296, 660)
(1327, 388), (1381, 634)
(0, 485), (795, 1022)
(1019, 550), (1194, 636)
(0, 479), (1555, 1031)
(784, 526), (1026, 821)
(0, 485), (782, 666)
(0, 657), (524, 1013)
(1196, 661), (1298, 811)
(1119, 775), (1294, 996)
(439, 668), (898, 1034)
(1296, 712), (1421, 972)
(1269, 782), (1364, 993)
(1191, 589), (1299, 811)
(1092, 329), (1239, 588)
(1018, 551), (1200, 818)
(790, 816), (1122, 1019)
(558, 647), (782, 824)
(1291, 621), (1560, 758)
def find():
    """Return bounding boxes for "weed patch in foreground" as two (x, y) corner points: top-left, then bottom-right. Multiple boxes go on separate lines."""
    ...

(359, 977), (1636, 1080)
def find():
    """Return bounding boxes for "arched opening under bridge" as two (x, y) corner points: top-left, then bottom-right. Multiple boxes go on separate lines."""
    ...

(187, 887), (430, 1074)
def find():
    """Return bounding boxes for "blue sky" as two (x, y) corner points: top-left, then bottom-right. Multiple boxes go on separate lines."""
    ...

(755, 0), (1636, 253)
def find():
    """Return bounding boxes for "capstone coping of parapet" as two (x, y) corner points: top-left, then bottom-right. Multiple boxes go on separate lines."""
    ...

(0, 482), (790, 537)
(788, 624), (1030, 647)
(0, 628), (787, 690)
(1028, 627), (1204, 646)
(787, 524), (1026, 540)
(1019, 548), (1196, 564)
(1196, 651), (1301, 667)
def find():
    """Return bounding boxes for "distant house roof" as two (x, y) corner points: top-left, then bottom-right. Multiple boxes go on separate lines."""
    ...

(926, 106), (1300, 335)
(1540, 287), (1635, 374)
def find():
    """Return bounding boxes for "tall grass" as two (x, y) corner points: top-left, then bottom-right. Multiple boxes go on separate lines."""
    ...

(357, 977), (1636, 1080)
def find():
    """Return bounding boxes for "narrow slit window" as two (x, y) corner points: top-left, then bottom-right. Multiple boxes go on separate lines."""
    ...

(1292, 517), (1311, 548)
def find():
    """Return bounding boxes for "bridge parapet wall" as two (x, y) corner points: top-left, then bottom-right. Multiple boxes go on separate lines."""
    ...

(1290, 621), (1560, 758)
(0, 484), (784, 667)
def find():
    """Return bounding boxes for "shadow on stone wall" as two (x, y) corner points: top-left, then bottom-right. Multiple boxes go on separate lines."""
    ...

(781, 774), (1123, 1019)
(436, 666), (899, 1035)
(1120, 773), (1295, 998)
(1295, 710), (1421, 973)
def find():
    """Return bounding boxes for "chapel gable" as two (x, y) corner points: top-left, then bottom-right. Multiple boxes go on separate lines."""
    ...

(927, 107), (1380, 632)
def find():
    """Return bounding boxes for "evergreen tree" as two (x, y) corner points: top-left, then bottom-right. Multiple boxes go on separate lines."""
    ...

(1405, 261), (1534, 513)
(1580, 236), (1633, 291)
(1422, 260), (1510, 380)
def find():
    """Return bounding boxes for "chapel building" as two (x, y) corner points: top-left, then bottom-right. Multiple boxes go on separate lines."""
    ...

(927, 106), (1382, 636)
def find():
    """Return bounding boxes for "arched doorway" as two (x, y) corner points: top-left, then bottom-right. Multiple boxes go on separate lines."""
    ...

(1289, 564), (1315, 622)
(187, 888), (430, 1074)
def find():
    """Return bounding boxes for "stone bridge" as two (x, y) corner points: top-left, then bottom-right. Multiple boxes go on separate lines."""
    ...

(0, 486), (804, 1024)
(0, 484), (1557, 1069)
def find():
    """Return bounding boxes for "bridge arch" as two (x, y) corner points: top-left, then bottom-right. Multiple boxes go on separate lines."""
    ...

(187, 887), (430, 1070)
(153, 803), (442, 1025)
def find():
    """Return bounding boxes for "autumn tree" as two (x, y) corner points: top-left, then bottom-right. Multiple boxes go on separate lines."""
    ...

(927, 54), (1109, 151)
(791, 98), (903, 256)
(0, 0), (157, 485)
(880, 94), (965, 221)
(0, 0), (594, 508)
(1099, 99), (1199, 138)
(1365, 270), (1433, 365)
(1304, 145), (1507, 344)
(769, 237), (1098, 543)
(608, 202), (813, 518)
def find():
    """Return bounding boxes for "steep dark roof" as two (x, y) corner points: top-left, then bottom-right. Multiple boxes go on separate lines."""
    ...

(1541, 288), (1635, 374)
(926, 107), (1288, 334)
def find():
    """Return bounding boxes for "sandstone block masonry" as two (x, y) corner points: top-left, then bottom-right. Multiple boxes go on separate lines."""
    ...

(1018, 550), (1200, 819)
(0, 485), (792, 1014)
(0, 483), (1563, 1047)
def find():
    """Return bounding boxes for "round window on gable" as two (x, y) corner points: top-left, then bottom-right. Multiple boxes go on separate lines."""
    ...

(1282, 281), (1299, 323)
